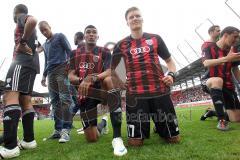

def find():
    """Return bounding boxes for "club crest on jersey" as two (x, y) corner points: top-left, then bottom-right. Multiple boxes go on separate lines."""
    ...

(93, 55), (99, 62)
(6, 78), (11, 84)
(145, 39), (153, 45)
(5, 78), (11, 87)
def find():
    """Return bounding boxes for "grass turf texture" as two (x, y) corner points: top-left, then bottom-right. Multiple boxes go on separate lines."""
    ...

(11, 106), (240, 160)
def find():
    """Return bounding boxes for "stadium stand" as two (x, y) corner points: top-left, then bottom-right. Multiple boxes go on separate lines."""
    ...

(171, 86), (211, 106)
(171, 58), (210, 106)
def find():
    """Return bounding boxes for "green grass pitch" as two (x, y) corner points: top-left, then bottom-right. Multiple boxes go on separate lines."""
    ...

(12, 106), (240, 160)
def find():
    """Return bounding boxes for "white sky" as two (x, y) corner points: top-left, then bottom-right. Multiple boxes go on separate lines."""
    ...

(0, 0), (240, 92)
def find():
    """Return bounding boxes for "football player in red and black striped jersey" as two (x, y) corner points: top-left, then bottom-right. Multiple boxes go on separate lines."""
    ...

(112, 7), (180, 147)
(201, 25), (221, 52)
(68, 25), (127, 156)
(200, 25), (221, 121)
(202, 26), (240, 130)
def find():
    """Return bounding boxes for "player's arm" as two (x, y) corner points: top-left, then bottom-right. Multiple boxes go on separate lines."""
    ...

(111, 44), (122, 71)
(110, 44), (126, 88)
(157, 35), (175, 86)
(16, 15), (37, 55)
(203, 58), (228, 67)
(165, 57), (176, 73)
(162, 56), (176, 86)
(36, 45), (44, 53)
(203, 47), (240, 67)
(22, 16), (37, 41)
(78, 68), (114, 97)
(68, 69), (81, 85)
(79, 49), (113, 97)
(96, 69), (111, 81)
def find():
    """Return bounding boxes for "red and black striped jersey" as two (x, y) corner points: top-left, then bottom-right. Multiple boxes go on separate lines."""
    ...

(201, 41), (215, 53)
(201, 41), (215, 63)
(202, 43), (239, 90)
(112, 32), (171, 96)
(70, 45), (111, 79)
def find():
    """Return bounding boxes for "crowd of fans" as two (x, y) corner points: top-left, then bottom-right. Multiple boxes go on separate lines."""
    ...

(34, 104), (51, 119)
(171, 86), (211, 106)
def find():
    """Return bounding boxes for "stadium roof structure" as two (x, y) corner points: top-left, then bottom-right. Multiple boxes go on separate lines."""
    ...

(174, 58), (205, 85)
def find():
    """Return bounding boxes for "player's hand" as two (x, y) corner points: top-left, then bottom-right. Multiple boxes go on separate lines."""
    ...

(16, 43), (33, 55)
(78, 76), (92, 97)
(36, 45), (44, 53)
(226, 46), (240, 62)
(162, 75), (174, 86)
(83, 75), (94, 84)
(41, 77), (47, 87)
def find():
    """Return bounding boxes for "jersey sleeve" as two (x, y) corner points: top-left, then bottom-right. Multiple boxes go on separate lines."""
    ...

(156, 35), (171, 60)
(201, 46), (212, 62)
(111, 43), (122, 69)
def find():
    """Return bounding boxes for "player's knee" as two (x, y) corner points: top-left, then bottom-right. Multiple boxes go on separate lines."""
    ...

(128, 138), (143, 147)
(206, 77), (223, 88)
(84, 127), (98, 143)
(3, 92), (19, 105)
(164, 135), (181, 144)
(19, 96), (32, 108)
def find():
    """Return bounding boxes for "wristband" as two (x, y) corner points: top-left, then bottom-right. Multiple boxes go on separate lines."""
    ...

(92, 75), (99, 83)
(167, 71), (175, 80)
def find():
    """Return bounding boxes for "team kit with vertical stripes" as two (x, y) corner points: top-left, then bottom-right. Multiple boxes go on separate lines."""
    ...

(112, 33), (179, 139)
(5, 14), (39, 95)
(201, 43), (240, 109)
(70, 45), (111, 129)
(5, 18), (180, 139)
